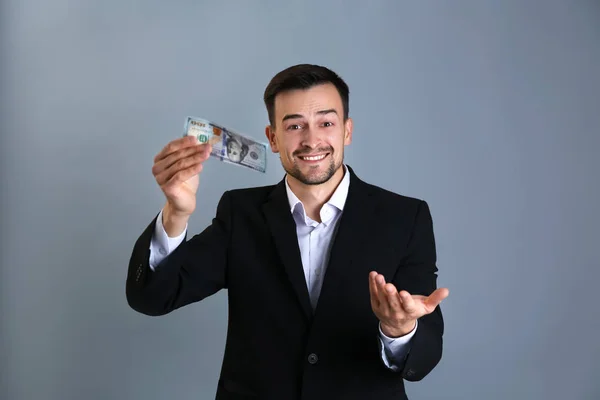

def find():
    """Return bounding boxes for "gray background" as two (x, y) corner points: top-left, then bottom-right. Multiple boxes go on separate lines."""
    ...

(1, 1), (599, 399)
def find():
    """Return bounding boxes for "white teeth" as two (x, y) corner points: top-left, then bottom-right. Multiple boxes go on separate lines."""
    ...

(300, 154), (327, 161)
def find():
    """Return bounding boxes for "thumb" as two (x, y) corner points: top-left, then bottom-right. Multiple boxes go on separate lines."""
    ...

(424, 288), (449, 311)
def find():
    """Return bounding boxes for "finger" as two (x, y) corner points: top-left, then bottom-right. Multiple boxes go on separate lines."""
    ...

(157, 154), (205, 186)
(398, 290), (418, 315)
(384, 283), (402, 313)
(154, 136), (199, 163)
(369, 271), (380, 308)
(163, 162), (204, 189)
(423, 288), (450, 311)
(153, 143), (211, 177)
(155, 145), (212, 185)
(375, 275), (390, 313)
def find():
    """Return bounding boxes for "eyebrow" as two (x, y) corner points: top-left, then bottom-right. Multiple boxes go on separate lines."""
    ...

(281, 109), (338, 122)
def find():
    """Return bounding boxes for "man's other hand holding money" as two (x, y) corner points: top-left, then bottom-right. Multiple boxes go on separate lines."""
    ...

(151, 136), (212, 237)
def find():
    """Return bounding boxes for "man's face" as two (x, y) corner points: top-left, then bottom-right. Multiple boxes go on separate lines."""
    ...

(266, 83), (353, 185)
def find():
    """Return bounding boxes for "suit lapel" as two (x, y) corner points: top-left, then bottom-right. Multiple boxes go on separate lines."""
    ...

(262, 180), (314, 320)
(261, 167), (377, 322)
(313, 168), (377, 317)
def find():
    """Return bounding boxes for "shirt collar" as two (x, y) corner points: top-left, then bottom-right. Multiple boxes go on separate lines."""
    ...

(285, 164), (350, 222)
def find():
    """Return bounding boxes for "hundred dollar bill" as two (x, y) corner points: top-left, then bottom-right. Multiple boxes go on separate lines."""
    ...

(183, 116), (267, 173)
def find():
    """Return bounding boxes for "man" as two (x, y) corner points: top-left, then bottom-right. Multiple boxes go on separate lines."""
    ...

(126, 64), (449, 400)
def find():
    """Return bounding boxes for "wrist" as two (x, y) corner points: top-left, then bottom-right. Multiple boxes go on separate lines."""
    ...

(162, 203), (190, 237)
(380, 320), (416, 338)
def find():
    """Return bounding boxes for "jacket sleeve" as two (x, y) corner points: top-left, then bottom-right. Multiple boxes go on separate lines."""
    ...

(392, 200), (445, 381)
(126, 191), (232, 316)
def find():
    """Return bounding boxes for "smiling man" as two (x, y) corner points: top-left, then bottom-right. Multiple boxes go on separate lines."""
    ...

(126, 64), (449, 400)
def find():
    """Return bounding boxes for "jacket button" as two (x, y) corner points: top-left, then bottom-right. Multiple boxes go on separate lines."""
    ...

(307, 353), (318, 364)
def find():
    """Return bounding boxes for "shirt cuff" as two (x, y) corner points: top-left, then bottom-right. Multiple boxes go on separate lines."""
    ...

(378, 320), (418, 370)
(149, 209), (187, 270)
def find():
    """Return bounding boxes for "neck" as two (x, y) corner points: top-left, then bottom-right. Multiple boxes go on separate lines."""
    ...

(287, 165), (345, 222)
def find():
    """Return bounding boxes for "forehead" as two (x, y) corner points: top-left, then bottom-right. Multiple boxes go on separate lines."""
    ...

(274, 83), (342, 119)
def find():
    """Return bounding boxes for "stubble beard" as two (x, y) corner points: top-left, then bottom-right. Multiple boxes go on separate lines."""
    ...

(284, 151), (343, 185)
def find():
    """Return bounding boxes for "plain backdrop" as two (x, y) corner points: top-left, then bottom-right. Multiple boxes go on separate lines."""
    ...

(1, 1), (599, 399)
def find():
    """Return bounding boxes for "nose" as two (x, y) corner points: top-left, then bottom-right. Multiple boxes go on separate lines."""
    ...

(300, 127), (321, 149)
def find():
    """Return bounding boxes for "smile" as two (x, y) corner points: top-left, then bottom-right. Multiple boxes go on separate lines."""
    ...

(298, 153), (328, 161)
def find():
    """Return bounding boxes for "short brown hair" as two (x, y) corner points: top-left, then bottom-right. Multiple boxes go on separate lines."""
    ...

(263, 64), (349, 127)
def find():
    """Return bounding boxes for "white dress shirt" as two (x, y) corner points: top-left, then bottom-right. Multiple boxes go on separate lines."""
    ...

(148, 165), (416, 371)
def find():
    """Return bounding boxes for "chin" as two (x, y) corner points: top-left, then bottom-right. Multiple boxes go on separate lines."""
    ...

(302, 174), (331, 186)
(287, 160), (340, 185)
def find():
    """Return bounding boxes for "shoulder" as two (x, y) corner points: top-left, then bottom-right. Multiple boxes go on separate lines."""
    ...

(365, 181), (423, 206)
(351, 172), (432, 223)
(359, 182), (436, 241)
(353, 172), (426, 209)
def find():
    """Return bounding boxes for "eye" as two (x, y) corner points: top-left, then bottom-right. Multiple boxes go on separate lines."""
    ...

(287, 124), (302, 131)
(322, 121), (334, 127)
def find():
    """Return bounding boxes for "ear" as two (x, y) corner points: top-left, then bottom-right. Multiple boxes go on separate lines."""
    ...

(265, 125), (279, 153)
(343, 117), (353, 146)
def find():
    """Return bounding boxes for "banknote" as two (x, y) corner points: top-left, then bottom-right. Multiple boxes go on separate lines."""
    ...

(183, 116), (267, 173)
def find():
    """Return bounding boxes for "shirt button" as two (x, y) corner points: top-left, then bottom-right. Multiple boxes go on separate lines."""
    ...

(315, 269), (321, 277)
(308, 353), (318, 364)
(159, 247), (167, 255)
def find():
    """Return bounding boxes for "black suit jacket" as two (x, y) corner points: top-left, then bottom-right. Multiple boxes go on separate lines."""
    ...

(126, 166), (444, 400)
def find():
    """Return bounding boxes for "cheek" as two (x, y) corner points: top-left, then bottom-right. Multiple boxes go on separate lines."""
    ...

(331, 133), (346, 150)
(281, 139), (298, 154)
